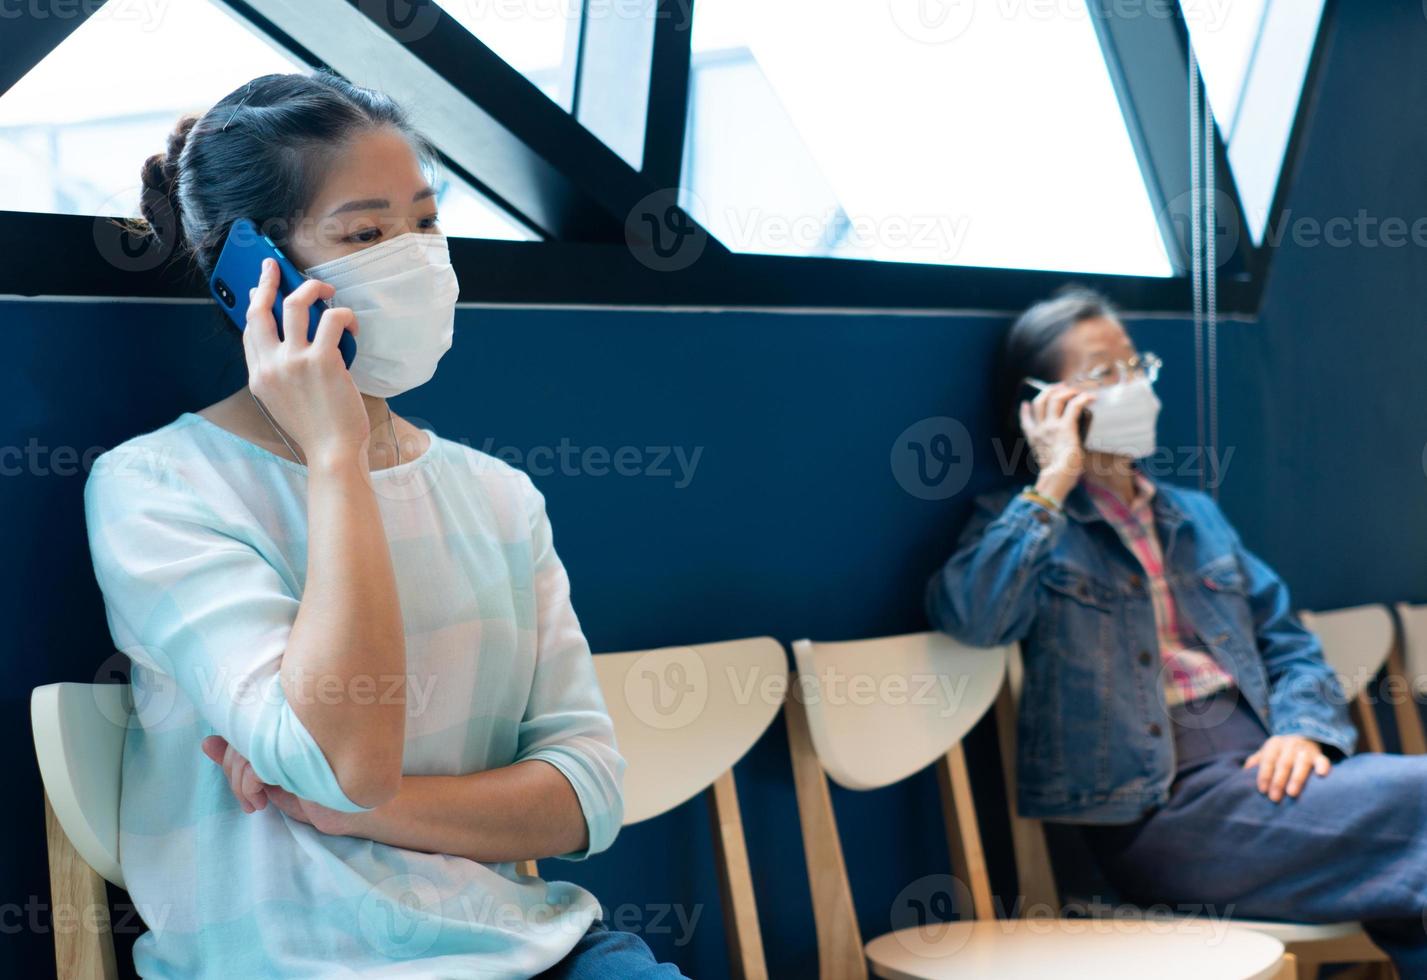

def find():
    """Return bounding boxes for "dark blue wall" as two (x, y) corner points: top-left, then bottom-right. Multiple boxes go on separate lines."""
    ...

(5, 2), (1427, 976)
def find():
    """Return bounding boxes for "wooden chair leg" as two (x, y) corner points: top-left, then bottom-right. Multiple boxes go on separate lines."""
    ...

(1386, 640), (1427, 755)
(1273, 952), (1298, 980)
(1287, 951), (1319, 980)
(44, 793), (118, 980)
(707, 770), (769, 980)
(993, 675), (1060, 916)
(1352, 690), (1386, 754)
(935, 744), (994, 921)
(784, 687), (868, 980)
(514, 859), (539, 879)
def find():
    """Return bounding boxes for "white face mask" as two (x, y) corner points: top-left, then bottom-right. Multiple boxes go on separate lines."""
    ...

(305, 232), (459, 398)
(1083, 376), (1161, 459)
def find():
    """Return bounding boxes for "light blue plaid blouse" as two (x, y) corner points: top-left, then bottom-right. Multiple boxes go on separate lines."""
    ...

(84, 412), (624, 979)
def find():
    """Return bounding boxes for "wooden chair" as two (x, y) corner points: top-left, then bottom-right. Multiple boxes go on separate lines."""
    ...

(37, 637), (786, 980)
(31, 682), (128, 980)
(785, 631), (1288, 980)
(995, 638), (1390, 980)
(1301, 604), (1423, 756)
(520, 637), (787, 980)
(1388, 603), (1427, 754)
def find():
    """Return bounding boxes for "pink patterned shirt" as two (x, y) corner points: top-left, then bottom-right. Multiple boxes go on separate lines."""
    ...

(1084, 474), (1236, 707)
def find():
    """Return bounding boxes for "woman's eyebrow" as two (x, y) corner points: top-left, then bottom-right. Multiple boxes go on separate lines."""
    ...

(327, 188), (435, 216)
(327, 198), (389, 216)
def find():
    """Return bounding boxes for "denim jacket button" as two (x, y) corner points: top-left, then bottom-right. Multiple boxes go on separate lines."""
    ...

(1138, 650), (1152, 666)
(1148, 723), (1163, 737)
(1128, 573), (1144, 591)
(1034, 510), (1050, 525)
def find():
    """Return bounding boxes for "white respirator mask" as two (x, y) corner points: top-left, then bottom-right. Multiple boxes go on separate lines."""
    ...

(306, 232), (460, 398)
(1083, 376), (1161, 459)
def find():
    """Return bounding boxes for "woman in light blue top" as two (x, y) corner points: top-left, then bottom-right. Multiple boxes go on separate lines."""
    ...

(84, 71), (684, 979)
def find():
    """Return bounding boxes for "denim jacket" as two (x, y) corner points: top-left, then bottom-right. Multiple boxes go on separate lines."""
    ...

(926, 479), (1356, 825)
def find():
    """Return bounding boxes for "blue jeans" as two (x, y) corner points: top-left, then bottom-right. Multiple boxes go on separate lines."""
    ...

(536, 921), (690, 979)
(1082, 689), (1427, 977)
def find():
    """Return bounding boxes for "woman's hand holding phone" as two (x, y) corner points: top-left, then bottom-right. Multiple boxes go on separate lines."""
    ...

(245, 258), (368, 468)
(1020, 384), (1096, 504)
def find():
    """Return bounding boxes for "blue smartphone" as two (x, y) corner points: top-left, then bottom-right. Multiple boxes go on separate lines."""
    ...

(209, 218), (357, 369)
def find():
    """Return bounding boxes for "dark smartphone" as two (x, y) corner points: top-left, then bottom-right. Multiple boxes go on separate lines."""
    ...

(209, 218), (356, 369)
(1022, 378), (1092, 441)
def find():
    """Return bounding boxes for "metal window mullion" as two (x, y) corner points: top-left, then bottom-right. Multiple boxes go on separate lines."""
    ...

(568, 0), (593, 117)
(640, 0), (696, 189)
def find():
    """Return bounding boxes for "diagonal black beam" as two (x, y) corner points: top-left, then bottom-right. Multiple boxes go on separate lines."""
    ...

(0, 0), (105, 100)
(230, 0), (606, 240)
(225, 0), (719, 248)
(213, 1), (539, 240)
(338, 0), (724, 253)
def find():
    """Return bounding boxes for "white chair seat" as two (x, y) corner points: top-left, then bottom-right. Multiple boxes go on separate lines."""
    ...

(865, 919), (1285, 980)
(1223, 918), (1366, 945)
(1081, 904), (1368, 945)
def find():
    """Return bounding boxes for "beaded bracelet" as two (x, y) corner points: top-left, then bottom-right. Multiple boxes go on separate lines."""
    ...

(1020, 488), (1063, 513)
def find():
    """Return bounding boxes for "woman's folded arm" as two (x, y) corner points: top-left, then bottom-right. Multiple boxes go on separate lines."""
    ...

(202, 470), (625, 862)
(320, 763), (589, 862)
(85, 450), (405, 811)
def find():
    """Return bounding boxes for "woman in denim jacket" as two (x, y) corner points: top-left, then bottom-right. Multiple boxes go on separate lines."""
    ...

(927, 288), (1427, 973)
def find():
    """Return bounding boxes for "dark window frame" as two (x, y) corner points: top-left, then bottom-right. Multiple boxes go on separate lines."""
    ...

(0, 0), (1334, 314)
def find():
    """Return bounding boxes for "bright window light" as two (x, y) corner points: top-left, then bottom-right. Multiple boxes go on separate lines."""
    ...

(432, 0), (579, 109)
(433, 0), (654, 170)
(682, 0), (1174, 276)
(1181, 0), (1327, 243)
(0, 0), (529, 240)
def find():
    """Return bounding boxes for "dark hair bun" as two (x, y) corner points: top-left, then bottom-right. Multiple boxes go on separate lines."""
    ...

(139, 114), (198, 252)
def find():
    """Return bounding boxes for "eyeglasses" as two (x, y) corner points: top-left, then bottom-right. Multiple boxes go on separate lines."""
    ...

(1067, 352), (1161, 389)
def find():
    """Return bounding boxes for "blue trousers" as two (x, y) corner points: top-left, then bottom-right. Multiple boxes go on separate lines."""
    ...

(536, 920), (690, 979)
(1082, 690), (1427, 977)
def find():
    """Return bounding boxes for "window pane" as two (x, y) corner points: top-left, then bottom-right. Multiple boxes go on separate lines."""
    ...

(432, 173), (530, 240)
(682, 0), (1173, 276)
(432, 0), (580, 109)
(572, 0), (657, 169)
(0, 0), (529, 240)
(1181, 0), (1268, 136)
(433, 0), (653, 170)
(1181, 0), (1327, 243)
